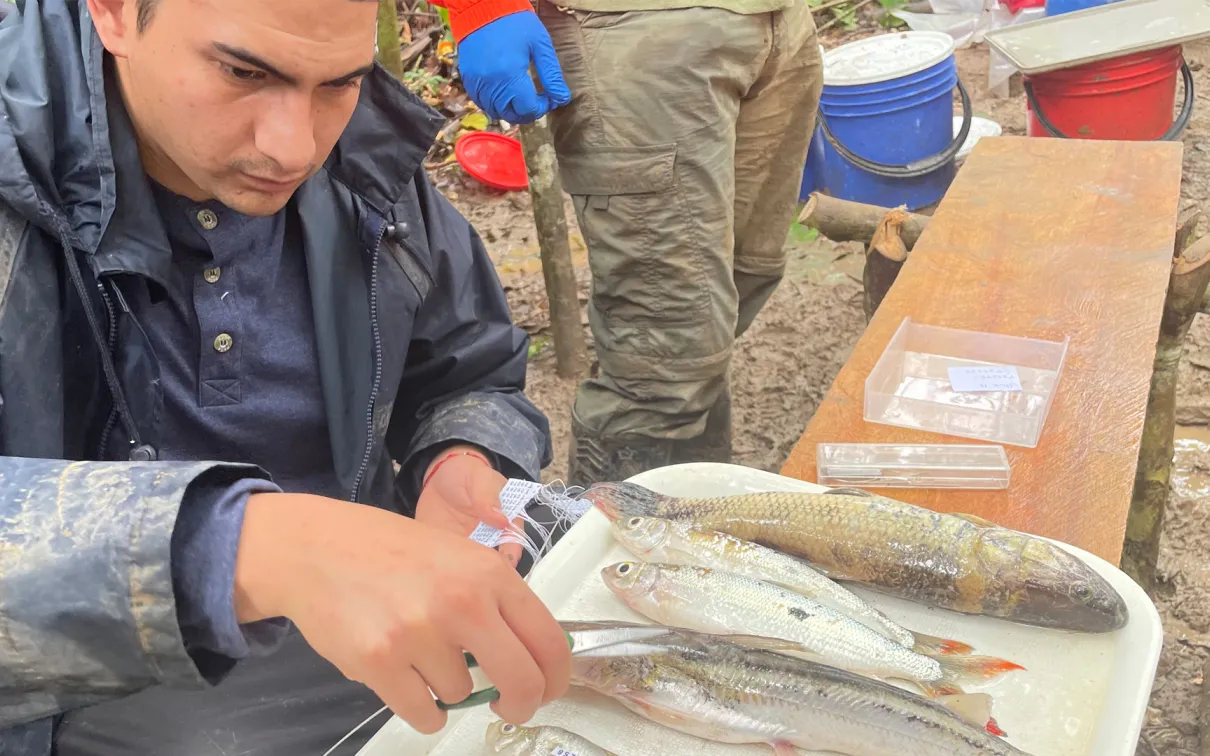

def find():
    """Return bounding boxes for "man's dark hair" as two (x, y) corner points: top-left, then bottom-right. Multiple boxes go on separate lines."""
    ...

(136, 0), (156, 32)
(136, 0), (376, 33)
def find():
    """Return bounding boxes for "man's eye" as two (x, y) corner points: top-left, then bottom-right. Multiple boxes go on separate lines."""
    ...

(326, 78), (364, 91)
(222, 64), (265, 83)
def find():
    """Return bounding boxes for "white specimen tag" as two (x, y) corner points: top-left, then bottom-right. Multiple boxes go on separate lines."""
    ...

(469, 479), (544, 548)
(948, 365), (1023, 393)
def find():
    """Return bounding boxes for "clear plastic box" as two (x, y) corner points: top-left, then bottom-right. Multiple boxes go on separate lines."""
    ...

(817, 443), (1011, 489)
(864, 318), (1069, 448)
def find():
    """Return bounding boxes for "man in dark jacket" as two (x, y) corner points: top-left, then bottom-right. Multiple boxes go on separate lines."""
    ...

(0, 0), (572, 753)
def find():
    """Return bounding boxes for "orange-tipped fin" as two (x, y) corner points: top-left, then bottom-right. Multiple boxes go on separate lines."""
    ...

(937, 654), (1026, 687)
(912, 632), (975, 656)
(986, 717), (1008, 737)
(919, 681), (965, 697)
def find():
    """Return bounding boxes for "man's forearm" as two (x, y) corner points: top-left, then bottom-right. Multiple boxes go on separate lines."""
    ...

(0, 457), (269, 726)
(172, 476), (290, 663)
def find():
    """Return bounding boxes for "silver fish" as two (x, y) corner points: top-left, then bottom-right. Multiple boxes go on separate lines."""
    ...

(485, 720), (618, 756)
(586, 482), (1129, 633)
(570, 623), (1031, 756)
(612, 515), (973, 656)
(602, 562), (1023, 696)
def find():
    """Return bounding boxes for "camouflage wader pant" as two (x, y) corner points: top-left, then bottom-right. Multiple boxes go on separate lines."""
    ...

(538, 0), (823, 484)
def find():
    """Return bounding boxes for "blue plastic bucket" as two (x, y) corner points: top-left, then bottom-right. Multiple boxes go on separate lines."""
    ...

(798, 124), (827, 201)
(818, 32), (972, 211)
(1045, 0), (1121, 15)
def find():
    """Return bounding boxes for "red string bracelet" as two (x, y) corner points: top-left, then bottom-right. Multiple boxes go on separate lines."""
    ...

(422, 449), (491, 489)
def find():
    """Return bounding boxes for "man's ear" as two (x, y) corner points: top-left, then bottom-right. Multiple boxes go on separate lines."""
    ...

(86, 0), (138, 58)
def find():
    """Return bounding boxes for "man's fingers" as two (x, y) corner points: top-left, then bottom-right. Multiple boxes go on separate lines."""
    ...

(498, 542), (523, 567)
(410, 631), (476, 706)
(531, 38), (571, 107)
(503, 79), (549, 125)
(496, 574), (572, 705)
(460, 608), (547, 723)
(468, 469), (510, 529)
(362, 665), (449, 735)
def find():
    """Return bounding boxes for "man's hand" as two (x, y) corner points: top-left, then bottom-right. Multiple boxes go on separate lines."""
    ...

(417, 446), (525, 567)
(457, 10), (571, 124)
(233, 493), (570, 734)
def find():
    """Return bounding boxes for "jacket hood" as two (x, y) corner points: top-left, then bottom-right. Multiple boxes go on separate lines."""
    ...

(0, 0), (443, 254)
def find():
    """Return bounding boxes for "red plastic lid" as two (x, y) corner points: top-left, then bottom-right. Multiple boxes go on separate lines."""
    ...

(454, 132), (529, 191)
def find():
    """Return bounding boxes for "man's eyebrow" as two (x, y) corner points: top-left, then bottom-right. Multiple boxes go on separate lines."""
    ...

(324, 63), (376, 87)
(213, 43), (374, 87)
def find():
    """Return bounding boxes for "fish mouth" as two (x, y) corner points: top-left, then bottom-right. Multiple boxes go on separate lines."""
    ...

(1015, 569), (1129, 632)
(582, 482), (666, 521)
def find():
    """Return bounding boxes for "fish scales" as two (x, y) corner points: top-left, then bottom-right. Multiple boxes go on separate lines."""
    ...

(571, 627), (1033, 756)
(602, 562), (954, 688)
(612, 515), (925, 650)
(586, 483), (1129, 632)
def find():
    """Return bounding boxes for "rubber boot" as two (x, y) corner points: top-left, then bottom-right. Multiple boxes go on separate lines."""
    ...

(671, 386), (733, 465)
(567, 413), (676, 488)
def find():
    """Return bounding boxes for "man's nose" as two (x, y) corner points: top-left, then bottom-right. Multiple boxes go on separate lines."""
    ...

(254, 93), (317, 176)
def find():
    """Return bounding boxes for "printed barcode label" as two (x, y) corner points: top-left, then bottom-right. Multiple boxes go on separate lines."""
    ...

(948, 365), (1023, 393)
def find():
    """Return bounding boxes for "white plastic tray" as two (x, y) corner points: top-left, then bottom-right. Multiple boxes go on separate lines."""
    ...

(356, 463), (1162, 756)
(983, 0), (1210, 75)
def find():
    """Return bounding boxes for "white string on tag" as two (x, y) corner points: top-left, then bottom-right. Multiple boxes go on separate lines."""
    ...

(469, 479), (593, 569)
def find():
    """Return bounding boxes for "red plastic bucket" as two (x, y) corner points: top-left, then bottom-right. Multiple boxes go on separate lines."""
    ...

(1024, 46), (1191, 141)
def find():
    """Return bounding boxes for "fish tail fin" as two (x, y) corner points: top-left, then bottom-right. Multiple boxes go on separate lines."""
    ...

(912, 632), (975, 656)
(918, 681), (966, 697)
(935, 693), (1000, 734)
(582, 482), (667, 521)
(937, 654), (1026, 687)
(769, 742), (801, 756)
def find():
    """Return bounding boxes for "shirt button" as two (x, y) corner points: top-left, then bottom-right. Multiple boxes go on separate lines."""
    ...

(197, 209), (219, 230)
(203, 266), (221, 284)
(213, 333), (234, 353)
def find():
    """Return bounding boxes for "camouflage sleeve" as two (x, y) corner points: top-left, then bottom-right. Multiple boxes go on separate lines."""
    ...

(0, 456), (269, 727)
(387, 177), (552, 503)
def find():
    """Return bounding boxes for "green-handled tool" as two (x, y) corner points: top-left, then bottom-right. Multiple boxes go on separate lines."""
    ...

(435, 624), (670, 710)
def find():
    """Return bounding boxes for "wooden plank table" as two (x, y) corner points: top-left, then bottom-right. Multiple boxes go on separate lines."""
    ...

(780, 136), (1185, 564)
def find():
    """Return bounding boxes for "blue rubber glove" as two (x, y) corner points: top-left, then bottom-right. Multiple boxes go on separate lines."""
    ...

(458, 11), (572, 124)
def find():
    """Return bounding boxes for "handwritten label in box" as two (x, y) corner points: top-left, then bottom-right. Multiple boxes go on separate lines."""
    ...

(948, 366), (1023, 393)
(551, 749), (580, 756)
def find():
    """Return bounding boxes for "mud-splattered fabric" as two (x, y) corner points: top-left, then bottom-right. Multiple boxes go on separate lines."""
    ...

(0, 0), (552, 753)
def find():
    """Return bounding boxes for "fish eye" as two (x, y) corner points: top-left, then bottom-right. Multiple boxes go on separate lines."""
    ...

(1074, 585), (1092, 598)
(617, 563), (632, 575)
(501, 724), (516, 733)
(628, 517), (642, 528)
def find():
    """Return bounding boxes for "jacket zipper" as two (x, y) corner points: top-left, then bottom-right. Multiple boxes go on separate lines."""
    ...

(350, 221), (388, 502)
(95, 279), (122, 457)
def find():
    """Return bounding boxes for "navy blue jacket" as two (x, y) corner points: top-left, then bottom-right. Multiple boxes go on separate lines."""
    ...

(0, 0), (551, 746)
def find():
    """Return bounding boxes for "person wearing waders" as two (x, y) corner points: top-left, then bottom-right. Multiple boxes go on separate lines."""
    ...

(0, 1), (574, 754)
(431, 0), (824, 485)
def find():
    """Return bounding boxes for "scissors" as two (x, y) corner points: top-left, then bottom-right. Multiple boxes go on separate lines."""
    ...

(435, 623), (672, 710)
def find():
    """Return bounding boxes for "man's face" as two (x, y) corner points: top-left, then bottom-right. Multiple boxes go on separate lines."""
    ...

(91, 0), (378, 216)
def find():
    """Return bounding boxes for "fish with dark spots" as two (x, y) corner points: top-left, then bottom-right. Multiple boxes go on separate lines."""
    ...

(585, 482), (1129, 633)
(567, 621), (1034, 756)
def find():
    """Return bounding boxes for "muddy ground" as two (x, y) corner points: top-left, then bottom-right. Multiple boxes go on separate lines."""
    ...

(432, 33), (1210, 756)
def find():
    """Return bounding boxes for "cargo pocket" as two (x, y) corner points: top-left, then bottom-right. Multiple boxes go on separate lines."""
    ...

(560, 144), (718, 362)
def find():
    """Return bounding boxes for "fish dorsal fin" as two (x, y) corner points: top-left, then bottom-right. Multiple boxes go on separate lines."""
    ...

(824, 487), (876, 498)
(725, 633), (807, 652)
(724, 634), (825, 663)
(935, 692), (993, 728)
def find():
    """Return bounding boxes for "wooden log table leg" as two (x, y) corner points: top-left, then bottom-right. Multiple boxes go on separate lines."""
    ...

(1123, 232), (1210, 590)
